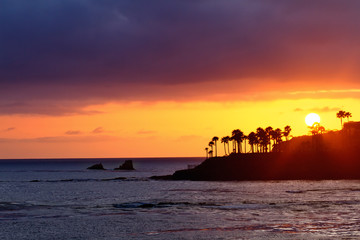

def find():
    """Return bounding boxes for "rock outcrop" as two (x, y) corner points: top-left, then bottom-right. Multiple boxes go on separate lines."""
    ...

(114, 160), (135, 170)
(87, 163), (105, 170)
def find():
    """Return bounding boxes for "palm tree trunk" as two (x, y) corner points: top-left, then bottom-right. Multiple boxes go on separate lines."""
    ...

(268, 138), (271, 153)
(215, 141), (217, 157)
(223, 143), (227, 155)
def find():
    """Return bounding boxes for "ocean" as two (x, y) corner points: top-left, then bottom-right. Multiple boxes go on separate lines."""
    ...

(1, 157), (360, 239)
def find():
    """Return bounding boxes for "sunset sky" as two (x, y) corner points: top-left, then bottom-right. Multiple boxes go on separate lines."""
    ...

(1, 0), (360, 158)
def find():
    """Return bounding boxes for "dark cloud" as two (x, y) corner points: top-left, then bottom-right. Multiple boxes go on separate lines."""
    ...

(0, 135), (119, 143)
(92, 127), (104, 134)
(2, 0), (360, 114)
(0, 101), (103, 116)
(65, 130), (82, 135)
(294, 106), (341, 113)
(310, 107), (341, 113)
(4, 127), (15, 132)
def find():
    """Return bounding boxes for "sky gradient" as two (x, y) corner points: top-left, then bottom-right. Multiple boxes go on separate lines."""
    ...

(1, 0), (360, 158)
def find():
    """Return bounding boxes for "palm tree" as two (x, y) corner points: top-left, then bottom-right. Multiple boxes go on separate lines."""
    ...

(225, 136), (231, 154)
(208, 141), (214, 155)
(345, 112), (352, 122)
(221, 137), (227, 155)
(230, 136), (236, 153)
(309, 122), (325, 135)
(212, 136), (219, 157)
(274, 128), (282, 144)
(256, 127), (267, 153)
(205, 147), (209, 159)
(269, 130), (276, 151)
(232, 129), (244, 153)
(208, 150), (213, 158)
(283, 125), (292, 141)
(318, 125), (325, 134)
(247, 132), (257, 153)
(336, 110), (346, 128)
(254, 133), (260, 153)
(271, 128), (283, 152)
(243, 135), (248, 153)
(265, 126), (273, 152)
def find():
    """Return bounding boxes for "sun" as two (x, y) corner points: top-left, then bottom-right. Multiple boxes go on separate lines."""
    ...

(305, 113), (321, 126)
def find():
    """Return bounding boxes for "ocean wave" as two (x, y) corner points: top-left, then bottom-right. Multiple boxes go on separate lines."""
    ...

(112, 201), (275, 211)
(28, 177), (149, 183)
(0, 202), (55, 213)
(113, 201), (220, 209)
(286, 190), (305, 194)
(0, 202), (34, 211)
(167, 188), (235, 193)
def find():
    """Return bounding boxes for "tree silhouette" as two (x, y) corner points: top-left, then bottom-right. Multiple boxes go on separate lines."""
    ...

(230, 136), (236, 153)
(208, 141), (214, 155)
(274, 128), (283, 143)
(225, 136), (231, 154)
(212, 136), (219, 157)
(318, 125), (325, 134)
(309, 122), (325, 135)
(256, 127), (267, 153)
(221, 137), (229, 155)
(254, 133), (260, 153)
(283, 125), (292, 141)
(345, 112), (352, 122)
(232, 129), (244, 153)
(208, 150), (213, 158)
(265, 126), (273, 152)
(243, 135), (248, 153)
(247, 132), (257, 153)
(336, 110), (346, 128)
(205, 147), (209, 159)
(271, 128), (283, 151)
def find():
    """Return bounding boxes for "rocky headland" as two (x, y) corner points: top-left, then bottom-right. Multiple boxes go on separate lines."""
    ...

(152, 151), (360, 181)
(152, 126), (360, 181)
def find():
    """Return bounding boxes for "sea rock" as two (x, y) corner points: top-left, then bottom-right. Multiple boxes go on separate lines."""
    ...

(87, 163), (105, 170)
(115, 160), (135, 170)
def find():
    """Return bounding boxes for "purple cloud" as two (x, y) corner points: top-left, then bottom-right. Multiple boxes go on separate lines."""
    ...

(1, 0), (360, 114)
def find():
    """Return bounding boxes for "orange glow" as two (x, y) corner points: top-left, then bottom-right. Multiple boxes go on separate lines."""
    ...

(0, 97), (358, 159)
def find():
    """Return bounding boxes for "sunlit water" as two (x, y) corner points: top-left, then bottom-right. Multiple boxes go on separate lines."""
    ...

(1, 158), (360, 239)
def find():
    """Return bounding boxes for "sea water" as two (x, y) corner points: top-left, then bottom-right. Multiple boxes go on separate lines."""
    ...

(1, 158), (360, 239)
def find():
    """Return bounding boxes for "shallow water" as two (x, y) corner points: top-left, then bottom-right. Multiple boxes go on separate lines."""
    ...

(1, 158), (360, 239)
